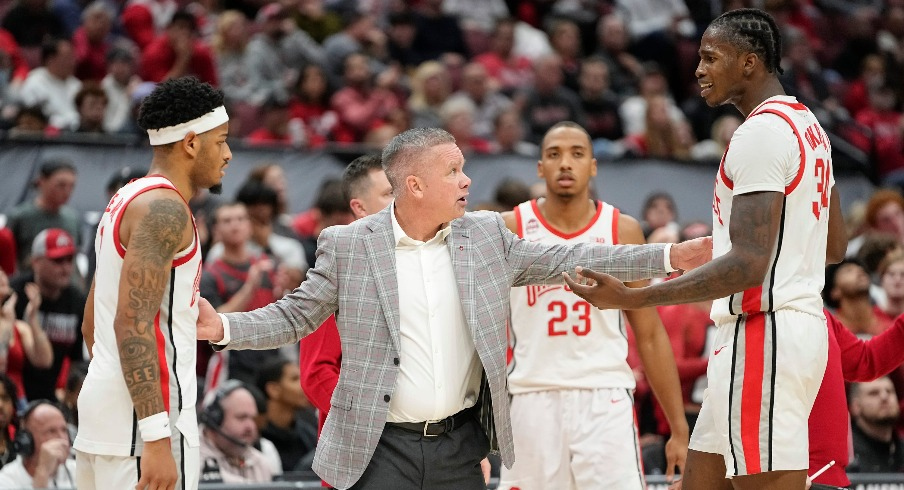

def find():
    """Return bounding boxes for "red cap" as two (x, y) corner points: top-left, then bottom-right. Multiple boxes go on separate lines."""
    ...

(31, 228), (76, 260)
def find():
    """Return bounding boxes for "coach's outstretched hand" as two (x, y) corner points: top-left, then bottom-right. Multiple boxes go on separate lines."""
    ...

(196, 298), (225, 343)
(669, 236), (712, 271)
(137, 439), (177, 490)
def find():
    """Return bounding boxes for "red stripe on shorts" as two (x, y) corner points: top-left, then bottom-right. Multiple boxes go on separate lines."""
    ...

(741, 313), (766, 474)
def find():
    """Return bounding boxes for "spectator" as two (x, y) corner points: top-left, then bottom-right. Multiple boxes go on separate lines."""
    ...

(625, 95), (694, 161)
(245, 3), (324, 108)
(690, 113), (741, 161)
(411, 0), (468, 63)
(0, 401), (75, 488)
(854, 84), (904, 180)
(640, 191), (679, 242)
(593, 14), (643, 99)
(330, 52), (400, 143)
(100, 45), (141, 134)
(6, 159), (79, 273)
(288, 64), (337, 148)
(0, 0), (65, 50)
(200, 202), (279, 385)
(0, 28), (30, 84)
(473, 17), (534, 94)
(879, 251), (904, 321)
(59, 361), (85, 430)
(849, 377), (904, 473)
(578, 56), (625, 146)
(386, 11), (419, 70)
(852, 189), (904, 256)
(246, 164), (295, 239)
(519, 54), (584, 144)
(843, 53), (886, 120)
(824, 259), (891, 337)
(547, 18), (582, 91)
(491, 177), (530, 210)
(255, 357), (317, 472)
(246, 98), (293, 146)
(72, 83), (107, 133)
(10, 229), (84, 402)
(321, 10), (383, 83)
(139, 10), (218, 85)
(490, 109), (537, 156)
(72, 2), (114, 82)
(619, 63), (687, 136)
(291, 0), (342, 44)
(217, 181), (307, 297)
(439, 96), (490, 155)
(199, 381), (274, 484)
(17, 38), (81, 131)
(0, 375), (17, 469)
(119, 0), (178, 50)
(6, 106), (51, 136)
(447, 62), (512, 140)
(291, 179), (353, 266)
(211, 10), (252, 110)
(408, 61), (451, 129)
(0, 269), (53, 401)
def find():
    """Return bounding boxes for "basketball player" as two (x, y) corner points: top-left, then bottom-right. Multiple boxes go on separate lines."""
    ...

(498, 122), (687, 490)
(74, 77), (232, 490)
(564, 9), (847, 490)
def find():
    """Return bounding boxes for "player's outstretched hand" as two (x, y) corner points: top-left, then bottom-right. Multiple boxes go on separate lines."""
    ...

(670, 236), (712, 271)
(196, 298), (225, 343)
(136, 438), (177, 490)
(563, 266), (641, 310)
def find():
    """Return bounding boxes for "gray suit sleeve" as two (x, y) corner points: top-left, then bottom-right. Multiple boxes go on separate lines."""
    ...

(221, 227), (340, 350)
(496, 213), (667, 286)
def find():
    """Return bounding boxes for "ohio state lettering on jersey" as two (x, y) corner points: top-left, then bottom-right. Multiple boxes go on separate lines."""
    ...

(711, 96), (832, 323)
(508, 200), (635, 394)
(74, 175), (202, 457)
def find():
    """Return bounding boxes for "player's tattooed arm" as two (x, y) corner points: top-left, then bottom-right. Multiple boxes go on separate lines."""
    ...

(114, 198), (188, 418)
(566, 192), (784, 310)
(642, 191), (782, 306)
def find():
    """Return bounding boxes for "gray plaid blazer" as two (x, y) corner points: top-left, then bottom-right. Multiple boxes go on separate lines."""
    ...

(221, 208), (668, 489)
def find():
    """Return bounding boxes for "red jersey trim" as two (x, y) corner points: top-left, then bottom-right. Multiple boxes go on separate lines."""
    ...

(153, 312), (171, 412)
(611, 207), (620, 245)
(530, 199), (604, 240)
(718, 146), (734, 190)
(746, 99), (807, 120)
(514, 205), (524, 238)
(751, 109), (807, 195)
(112, 183), (178, 259)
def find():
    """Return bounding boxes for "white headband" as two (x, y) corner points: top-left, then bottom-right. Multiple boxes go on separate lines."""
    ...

(146, 106), (229, 146)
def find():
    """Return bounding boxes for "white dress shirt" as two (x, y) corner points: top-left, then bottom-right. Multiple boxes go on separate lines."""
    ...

(385, 205), (482, 423)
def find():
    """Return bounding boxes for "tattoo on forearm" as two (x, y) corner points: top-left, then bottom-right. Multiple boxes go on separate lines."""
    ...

(116, 198), (188, 419)
(646, 192), (780, 305)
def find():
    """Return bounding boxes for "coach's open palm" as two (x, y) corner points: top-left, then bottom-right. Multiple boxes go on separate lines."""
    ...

(196, 298), (225, 343)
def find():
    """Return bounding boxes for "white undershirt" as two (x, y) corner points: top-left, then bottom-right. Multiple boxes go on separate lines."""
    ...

(386, 204), (481, 423)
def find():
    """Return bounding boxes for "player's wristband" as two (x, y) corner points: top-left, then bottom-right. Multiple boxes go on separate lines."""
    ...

(137, 412), (171, 442)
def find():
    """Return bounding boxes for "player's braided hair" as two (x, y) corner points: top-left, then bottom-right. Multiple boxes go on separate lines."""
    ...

(709, 8), (784, 75)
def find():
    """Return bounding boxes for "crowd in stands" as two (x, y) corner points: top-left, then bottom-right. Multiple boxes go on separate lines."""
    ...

(0, 0), (904, 487)
(0, 0), (900, 178)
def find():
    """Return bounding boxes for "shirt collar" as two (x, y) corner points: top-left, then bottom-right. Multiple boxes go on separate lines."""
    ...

(390, 202), (452, 247)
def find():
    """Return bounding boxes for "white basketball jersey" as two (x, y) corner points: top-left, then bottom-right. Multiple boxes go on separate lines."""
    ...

(508, 200), (635, 394)
(75, 175), (202, 457)
(711, 96), (833, 323)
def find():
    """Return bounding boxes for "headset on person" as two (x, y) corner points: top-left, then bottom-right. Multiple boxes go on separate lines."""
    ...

(14, 399), (74, 485)
(198, 379), (250, 448)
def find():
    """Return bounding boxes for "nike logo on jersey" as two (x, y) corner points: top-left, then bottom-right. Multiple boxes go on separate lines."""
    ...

(714, 345), (727, 356)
